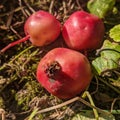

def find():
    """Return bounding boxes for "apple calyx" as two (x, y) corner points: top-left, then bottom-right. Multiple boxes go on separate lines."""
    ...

(44, 61), (61, 78)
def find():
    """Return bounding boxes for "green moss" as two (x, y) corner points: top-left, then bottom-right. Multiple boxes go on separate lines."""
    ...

(15, 80), (41, 110)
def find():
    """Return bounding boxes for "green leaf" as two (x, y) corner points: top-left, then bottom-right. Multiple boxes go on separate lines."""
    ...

(72, 111), (115, 120)
(87, 0), (116, 18)
(110, 24), (120, 42)
(101, 40), (120, 51)
(92, 40), (120, 75)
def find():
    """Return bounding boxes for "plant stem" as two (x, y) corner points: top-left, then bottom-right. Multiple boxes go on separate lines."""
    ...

(85, 91), (99, 120)
(0, 35), (30, 53)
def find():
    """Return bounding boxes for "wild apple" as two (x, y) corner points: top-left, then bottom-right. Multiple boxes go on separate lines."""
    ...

(62, 11), (105, 51)
(37, 48), (92, 99)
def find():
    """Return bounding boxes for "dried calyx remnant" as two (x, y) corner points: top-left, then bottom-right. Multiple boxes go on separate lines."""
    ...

(44, 61), (61, 78)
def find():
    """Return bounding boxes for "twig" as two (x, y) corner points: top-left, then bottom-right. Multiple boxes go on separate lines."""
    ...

(0, 6), (25, 17)
(6, 3), (14, 28)
(49, 0), (55, 14)
(111, 97), (120, 112)
(15, 109), (32, 115)
(0, 108), (5, 120)
(10, 26), (22, 39)
(96, 48), (120, 56)
(91, 76), (99, 95)
(36, 97), (79, 114)
(36, 96), (110, 115)
(23, 0), (35, 13)
(76, 0), (83, 10)
(98, 77), (120, 94)
(63, 1), (67, 15)
(18, 0), (28, 17)
(24, 9), (31, 16)
(70, 2), (75, 10)
(67, 0), (72, 6)
(114, 70), (120, 76)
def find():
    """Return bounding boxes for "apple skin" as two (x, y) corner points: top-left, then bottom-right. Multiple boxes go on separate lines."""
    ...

(37, 48), (92, 99)
(24, 10), (61, 46)
(62, 11), (105, 51)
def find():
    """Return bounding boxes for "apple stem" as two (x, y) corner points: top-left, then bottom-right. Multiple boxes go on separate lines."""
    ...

(45, 61), (61, 78)
(0, 35), (30, 53)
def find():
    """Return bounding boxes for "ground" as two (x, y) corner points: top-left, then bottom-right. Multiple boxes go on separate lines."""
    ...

(0, 0), (120, 120)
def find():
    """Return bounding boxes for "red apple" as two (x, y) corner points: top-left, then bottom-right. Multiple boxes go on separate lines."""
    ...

(24, 10), (61, 46)
(37, 48), (92, 99)
(62, 11), (105, 51)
